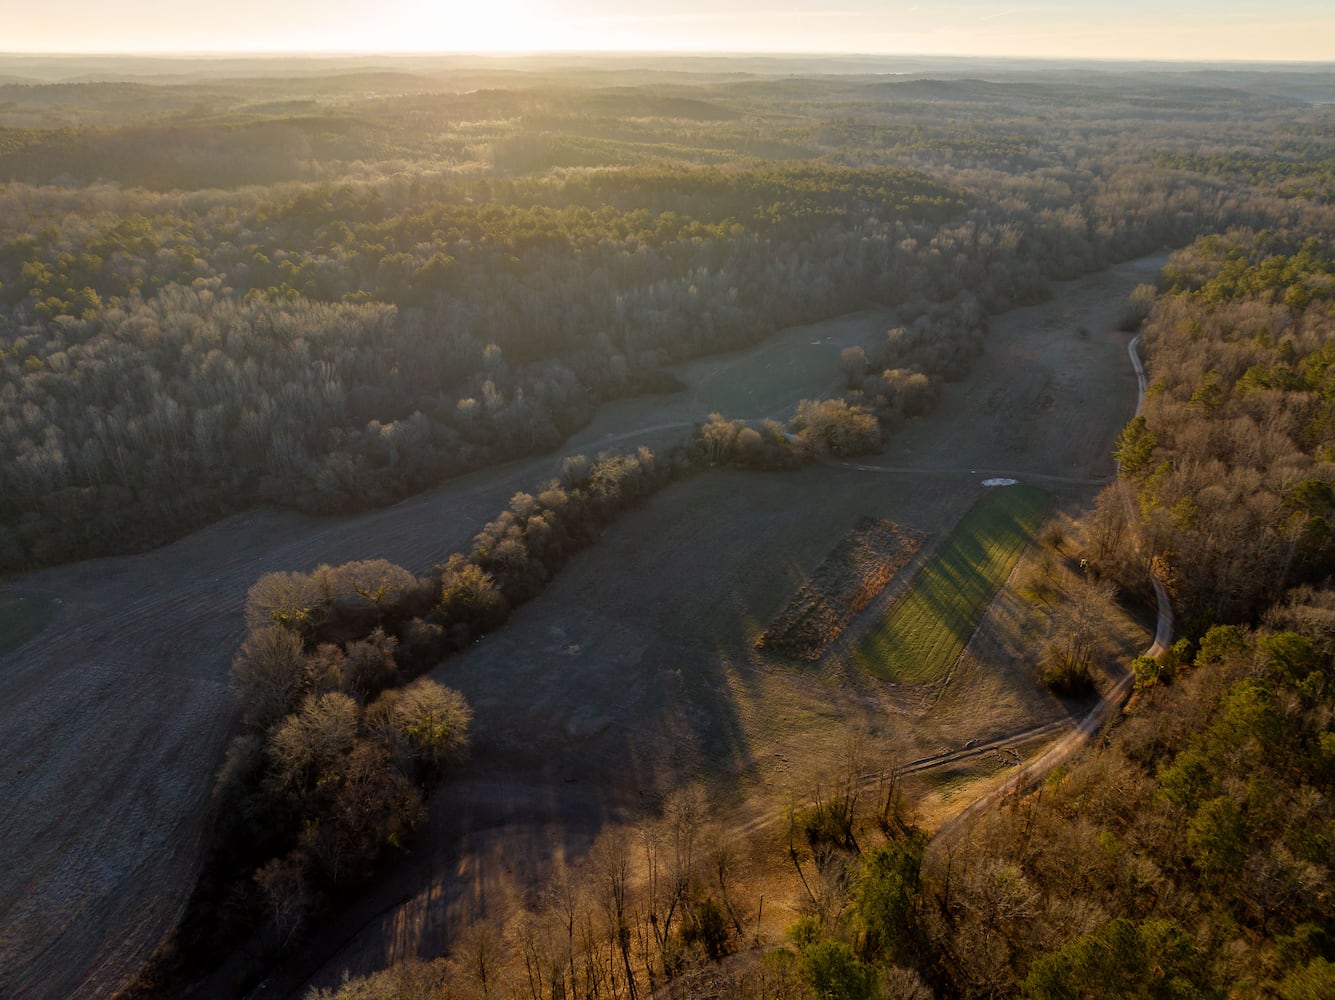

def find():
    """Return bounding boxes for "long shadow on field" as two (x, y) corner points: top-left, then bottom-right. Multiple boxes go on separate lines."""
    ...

(286, 532), (770, 991)
(284, 459), (999, 993)
(859, 487), (1052, 684)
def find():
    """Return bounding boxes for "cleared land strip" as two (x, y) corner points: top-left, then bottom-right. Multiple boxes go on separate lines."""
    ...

(853, 485), (1053, 684)
(928, 334), (1174, 843)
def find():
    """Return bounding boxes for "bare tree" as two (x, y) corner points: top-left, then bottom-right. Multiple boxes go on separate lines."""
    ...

(386, 678), (472, 772)
(230, 625), (307, 730)
(253, 853), (312, 956)
(590, 828), (638, 1000)
(330, 558), (417, 622)
(245, 569), (330, 633)
(1042, 574), (1119, 695)
(640, 787), (707, 976)
(455, 919), (506, 999)
(266, 691), (360, 800)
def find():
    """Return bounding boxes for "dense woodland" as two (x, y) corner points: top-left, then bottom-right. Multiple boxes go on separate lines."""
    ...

(1111, 231), (1335, 632)
(5, 64), (1332, 568)
(4, 57), (1334, 999)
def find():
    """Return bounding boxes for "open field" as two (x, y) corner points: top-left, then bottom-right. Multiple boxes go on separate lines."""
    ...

(0, 252), (1159, 997)
(0, 596), (57, 657)
(254, 253), (1165, 994)
(854, 485), (1053, 684)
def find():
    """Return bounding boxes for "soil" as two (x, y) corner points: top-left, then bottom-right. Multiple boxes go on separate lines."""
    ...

(756, 518), (923, 661)
(0, 252), (1164, 998)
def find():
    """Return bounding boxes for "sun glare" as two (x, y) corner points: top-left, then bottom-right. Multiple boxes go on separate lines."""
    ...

(409, 0), (541, 52)
(3, 1), (1333, 58)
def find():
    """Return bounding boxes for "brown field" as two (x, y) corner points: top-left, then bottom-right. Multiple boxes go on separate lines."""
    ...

(0, 253), (1162, 998)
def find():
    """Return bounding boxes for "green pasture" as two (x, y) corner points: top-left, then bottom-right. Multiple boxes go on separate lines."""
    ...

(854, 485), (1052, 684)
(0, 595), (58, 656)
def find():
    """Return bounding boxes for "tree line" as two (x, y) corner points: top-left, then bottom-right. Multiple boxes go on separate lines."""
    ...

(194, 447), (670, 963)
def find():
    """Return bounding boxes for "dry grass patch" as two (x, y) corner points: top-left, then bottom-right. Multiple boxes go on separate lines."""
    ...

(756, 518), (923, 661)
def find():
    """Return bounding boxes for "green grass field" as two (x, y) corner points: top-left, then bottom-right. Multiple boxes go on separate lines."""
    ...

(854, 485), (1053, 684)
(0, 596), (58, 657)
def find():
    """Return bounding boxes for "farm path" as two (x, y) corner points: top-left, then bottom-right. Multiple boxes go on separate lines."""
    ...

(674, 712), (1087, 857)
(929, 627), (1149, 845)
(927, 326), (1175, 846)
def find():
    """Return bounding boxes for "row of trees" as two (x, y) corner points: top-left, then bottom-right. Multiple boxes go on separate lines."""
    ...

(197, 389), (898, 980)
(196, 447), (678, 966)
(309, 779), (935, 1000)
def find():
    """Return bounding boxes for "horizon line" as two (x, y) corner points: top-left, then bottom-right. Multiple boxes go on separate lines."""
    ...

(2, 49), (1334, 66)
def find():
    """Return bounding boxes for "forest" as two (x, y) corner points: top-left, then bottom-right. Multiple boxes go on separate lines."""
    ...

(1, 53), (1333, 1000)
(5, 60), (1325, 569)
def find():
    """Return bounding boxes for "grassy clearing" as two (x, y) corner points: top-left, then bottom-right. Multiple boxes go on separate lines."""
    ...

(0, 595), (58, 656)
(854, 485), (1053, 684)
(565, 312), (884, 450)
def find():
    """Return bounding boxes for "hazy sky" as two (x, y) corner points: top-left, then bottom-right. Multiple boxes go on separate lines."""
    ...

(4, 1), (1334, 61)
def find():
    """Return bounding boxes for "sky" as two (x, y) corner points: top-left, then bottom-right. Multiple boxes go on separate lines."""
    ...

(3, 1), (1334, 62)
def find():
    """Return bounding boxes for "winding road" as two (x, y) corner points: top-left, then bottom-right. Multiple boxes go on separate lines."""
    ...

(929, 331), (1173, 843)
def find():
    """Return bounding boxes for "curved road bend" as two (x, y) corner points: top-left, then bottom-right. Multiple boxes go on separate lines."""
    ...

(930, 330), (1173, 844)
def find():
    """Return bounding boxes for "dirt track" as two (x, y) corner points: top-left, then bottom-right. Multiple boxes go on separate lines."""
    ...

(0, 253), (1163, 998)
